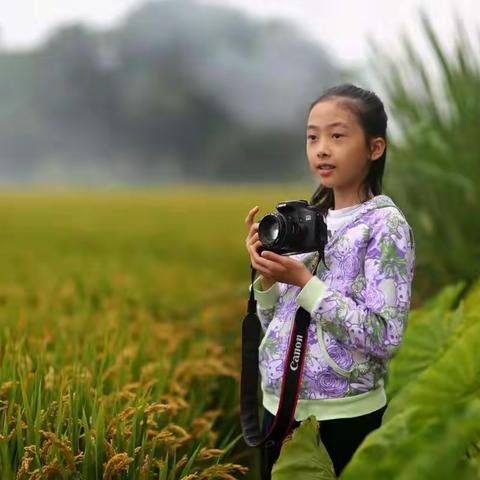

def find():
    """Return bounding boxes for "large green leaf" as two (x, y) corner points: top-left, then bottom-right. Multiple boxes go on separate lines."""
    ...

(449, 278), (480, 338)
(339, 406), (419, 479)
(385, 296), (480, 422)
(341, 400), (480, 479)
(272, 415), (336, 480)
(393, 399), (480, 480)
(387, 281), (467, 398)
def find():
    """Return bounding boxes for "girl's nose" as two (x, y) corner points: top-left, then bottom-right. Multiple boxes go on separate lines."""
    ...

(317, 147), (330, 158)
(316, 140), (331, 157)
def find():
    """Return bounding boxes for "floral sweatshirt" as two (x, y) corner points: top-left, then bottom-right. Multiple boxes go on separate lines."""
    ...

(249, 194), (416, 421)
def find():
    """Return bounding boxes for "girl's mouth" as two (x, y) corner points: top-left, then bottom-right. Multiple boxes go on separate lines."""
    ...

(317, 166), (336, 177)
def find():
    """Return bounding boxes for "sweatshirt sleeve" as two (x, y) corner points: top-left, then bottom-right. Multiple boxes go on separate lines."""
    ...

(247, 252), (312, 333)
(295, 208), (415, 360)
(248, 275), (281, 333)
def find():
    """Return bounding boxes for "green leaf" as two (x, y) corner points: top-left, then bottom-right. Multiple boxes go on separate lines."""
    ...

(340, 406), (418, 479)
(387, 281), (466, 398)
(272, 415), (336, 480)
(342, 401), (480, 479)
(385, 315), (480, 422)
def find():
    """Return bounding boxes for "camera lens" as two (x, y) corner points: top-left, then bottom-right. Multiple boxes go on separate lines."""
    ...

(258, 214), (285, 246)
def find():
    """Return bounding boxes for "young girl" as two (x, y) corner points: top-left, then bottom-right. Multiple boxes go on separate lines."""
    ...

(244, 83), (415, 478)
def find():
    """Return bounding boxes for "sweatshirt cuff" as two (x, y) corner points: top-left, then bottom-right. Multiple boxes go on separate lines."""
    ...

(248, 275), (281, 309)
(295, 276), (328, 314)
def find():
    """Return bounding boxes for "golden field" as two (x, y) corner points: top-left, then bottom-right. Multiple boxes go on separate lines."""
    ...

(0, 185), (314, 479)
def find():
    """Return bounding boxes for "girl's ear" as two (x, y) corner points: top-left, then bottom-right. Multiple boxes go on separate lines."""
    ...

(369, 137), (386, 161)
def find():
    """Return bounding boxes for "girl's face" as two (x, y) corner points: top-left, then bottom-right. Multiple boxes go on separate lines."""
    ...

(306, 98), (383, 193)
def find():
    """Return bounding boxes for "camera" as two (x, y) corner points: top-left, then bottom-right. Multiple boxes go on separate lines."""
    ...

(257, 200), (328, 255)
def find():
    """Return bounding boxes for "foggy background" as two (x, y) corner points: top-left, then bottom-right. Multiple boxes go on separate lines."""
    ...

(0, 0), (478, 185)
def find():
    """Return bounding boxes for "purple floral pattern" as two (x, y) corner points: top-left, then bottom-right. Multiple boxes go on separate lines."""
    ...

(326, 340), (353, 370)
(317, 368), (350, 397)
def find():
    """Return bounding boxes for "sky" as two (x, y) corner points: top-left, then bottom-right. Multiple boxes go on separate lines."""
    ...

(1, 0), (479, 71)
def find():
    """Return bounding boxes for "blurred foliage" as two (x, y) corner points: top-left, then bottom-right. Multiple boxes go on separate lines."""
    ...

(367, 8), (480, 301)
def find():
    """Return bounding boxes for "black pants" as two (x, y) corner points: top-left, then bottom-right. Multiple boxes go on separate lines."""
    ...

(259, 403), (387, 479)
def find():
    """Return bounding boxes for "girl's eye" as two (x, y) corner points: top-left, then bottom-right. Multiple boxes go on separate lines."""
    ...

(307, 134), (343, 140)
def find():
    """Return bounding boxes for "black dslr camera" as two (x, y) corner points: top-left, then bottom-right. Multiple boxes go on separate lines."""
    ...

(257, 200), (328, 256)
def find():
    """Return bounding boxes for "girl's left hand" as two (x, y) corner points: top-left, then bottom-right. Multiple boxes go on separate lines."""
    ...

(255, 250), (313, 288)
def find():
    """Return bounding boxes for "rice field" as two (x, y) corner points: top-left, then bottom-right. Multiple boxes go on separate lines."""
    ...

(0, 185), (312, 479)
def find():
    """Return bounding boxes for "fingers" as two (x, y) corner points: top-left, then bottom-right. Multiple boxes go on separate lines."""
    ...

(245, 227), (261, 263)
(248, 240), (263, 263)
(256, 250), (280, 271)
(245, 223), (259, 245)
(244, 206), (259, 229)
(245, 231), (259, 247)
(248, 240), (269, 275)
(249, 241), (280, 275)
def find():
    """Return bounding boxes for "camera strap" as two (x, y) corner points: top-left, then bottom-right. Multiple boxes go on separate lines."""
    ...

(240, 254), (320, 449)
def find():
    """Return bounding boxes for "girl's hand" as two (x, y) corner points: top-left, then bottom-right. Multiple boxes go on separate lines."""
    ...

(244, 206), (313, 288)
(255, 250), (313, 288)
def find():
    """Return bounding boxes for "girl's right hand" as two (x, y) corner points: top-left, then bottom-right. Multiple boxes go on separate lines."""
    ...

(244, 206), (276, 287)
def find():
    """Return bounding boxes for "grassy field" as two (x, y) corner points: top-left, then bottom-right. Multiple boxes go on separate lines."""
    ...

(0, 185), (321, 479)
(0, 185), (430, 478)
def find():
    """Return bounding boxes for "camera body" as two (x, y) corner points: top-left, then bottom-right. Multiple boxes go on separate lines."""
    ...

(258, 199), (328, 255)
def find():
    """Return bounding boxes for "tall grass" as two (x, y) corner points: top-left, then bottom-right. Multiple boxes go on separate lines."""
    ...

(364, 7), (480, 300)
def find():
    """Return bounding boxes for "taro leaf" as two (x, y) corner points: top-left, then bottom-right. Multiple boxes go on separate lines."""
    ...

(450, 278), (480, 338)
(272, 415), (336, 480)
(385, 315), (480, 422)
(392, 399), (480, 480)
(339, 406), (419, 479)
(341, 400), (480, 479)
(387, 281), (466, 398)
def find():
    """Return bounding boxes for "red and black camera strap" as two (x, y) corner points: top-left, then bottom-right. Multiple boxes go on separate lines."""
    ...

(240, 257), (320, 449)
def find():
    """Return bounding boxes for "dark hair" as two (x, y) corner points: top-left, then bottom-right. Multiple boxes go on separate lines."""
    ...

(308, 83), (388, 216)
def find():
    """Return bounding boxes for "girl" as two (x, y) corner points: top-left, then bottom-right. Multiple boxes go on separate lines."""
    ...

(244, 83), (415, 478)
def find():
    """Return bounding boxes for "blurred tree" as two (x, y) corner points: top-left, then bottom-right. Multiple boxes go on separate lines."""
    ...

(0, 0), (341, 183)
